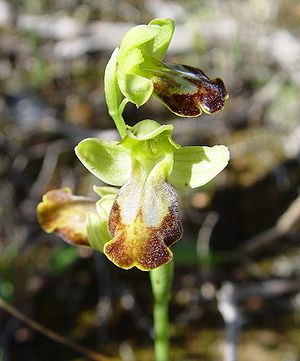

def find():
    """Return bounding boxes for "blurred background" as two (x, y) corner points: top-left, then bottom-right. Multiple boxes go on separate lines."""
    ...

(1, 0), (300, 360)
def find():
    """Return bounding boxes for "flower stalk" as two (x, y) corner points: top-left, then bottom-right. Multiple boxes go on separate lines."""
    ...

(150, 261), (174, 361)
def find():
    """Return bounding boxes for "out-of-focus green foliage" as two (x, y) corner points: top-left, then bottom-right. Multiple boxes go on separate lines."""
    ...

(49, 246), (79, 275)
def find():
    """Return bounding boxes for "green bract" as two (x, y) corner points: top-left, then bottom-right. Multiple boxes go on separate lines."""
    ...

(105, 18), (228, 121)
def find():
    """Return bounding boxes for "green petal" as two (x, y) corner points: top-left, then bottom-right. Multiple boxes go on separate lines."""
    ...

(146, 18), (174, 60)
(118, 18), (173, 62)
(86, 212), (111, 252)
(117, 71), (153, 107)
(169, 145), (230, 188)
(117, 48), (153, 107)
(93, 185), (119, 197)
(37, 188), (96, 247)
(119, 25), (159, 60)
(120, 119), (180, 150)
(125, 119), (173, 141)
(75, 138), (131, 186)
(120, 120), (180, 172)
(96, 194), (116, 220)
(86, 188), (117, 252)
(118, 48), (144, 74)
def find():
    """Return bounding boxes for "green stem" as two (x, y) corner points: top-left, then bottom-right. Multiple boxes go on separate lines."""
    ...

(115, 98), (128, 138)
(153, 296), (170, 361)
(109, 108), (127, 139)
(150, 261), (174, 361)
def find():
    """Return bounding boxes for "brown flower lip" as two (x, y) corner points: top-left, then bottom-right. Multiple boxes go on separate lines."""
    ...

(104, 180), (183, 271)
(152, 64), (229, 117)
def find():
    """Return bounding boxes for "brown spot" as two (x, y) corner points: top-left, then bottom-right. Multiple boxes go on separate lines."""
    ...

(153, 181), (183, 247)
(136, 232), (172, 270)
(156, 206), (183, 247)
(104, 231), (135, 269)
(108, 201), (121, 236)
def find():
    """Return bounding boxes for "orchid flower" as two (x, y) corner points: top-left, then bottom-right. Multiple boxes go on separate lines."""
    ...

(38, 119), (229, 271)
(105, 17), (228, 131)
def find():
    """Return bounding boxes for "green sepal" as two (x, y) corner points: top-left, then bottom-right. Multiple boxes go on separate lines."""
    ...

(104, 47), (127, 137)
(118, 18), (174, 62)
(104, 48), (121, 119)
(118, 25), (160, 60)
(75, 138), (131, 186)
(146, 18), (175, 60)
(169, 145), (230, 188)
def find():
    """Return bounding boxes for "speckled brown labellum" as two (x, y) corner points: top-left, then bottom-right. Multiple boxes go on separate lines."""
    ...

(104, 168), (183, 271)
(152, 64), (228, 117)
